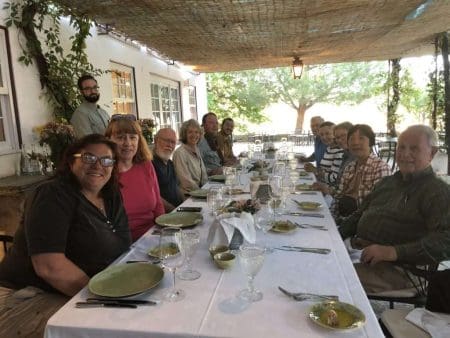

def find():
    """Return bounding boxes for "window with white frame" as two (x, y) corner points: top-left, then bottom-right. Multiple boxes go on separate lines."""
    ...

(188, 86), (198, 120)
(0, 27), (18, 154)
(110, 62), (136, 115)
(150, 76), (181, 133)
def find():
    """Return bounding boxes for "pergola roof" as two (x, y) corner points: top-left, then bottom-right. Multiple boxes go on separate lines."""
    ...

(54, 0), (450, 72)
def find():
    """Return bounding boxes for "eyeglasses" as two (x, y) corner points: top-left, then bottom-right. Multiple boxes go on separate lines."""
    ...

(81, 86), (100, 92)
(73, 153), (115, 167)
(111, 114), (137, 121)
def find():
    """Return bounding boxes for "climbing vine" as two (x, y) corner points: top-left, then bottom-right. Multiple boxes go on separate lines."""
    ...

(3, 0), (103, 121)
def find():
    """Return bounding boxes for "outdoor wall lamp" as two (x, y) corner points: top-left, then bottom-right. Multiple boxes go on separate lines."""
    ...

(292, 56), (304, 79)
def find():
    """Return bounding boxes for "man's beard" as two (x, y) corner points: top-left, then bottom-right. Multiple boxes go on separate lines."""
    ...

(156, 149), (171, 162)
(84, 93), (100, 103)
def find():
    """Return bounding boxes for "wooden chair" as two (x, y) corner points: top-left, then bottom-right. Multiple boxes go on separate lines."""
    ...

(0, 234), (13, 259)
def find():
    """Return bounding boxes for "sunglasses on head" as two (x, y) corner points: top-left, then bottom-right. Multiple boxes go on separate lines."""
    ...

(73, 153), (115, 167)
(111, 114), (137, 122)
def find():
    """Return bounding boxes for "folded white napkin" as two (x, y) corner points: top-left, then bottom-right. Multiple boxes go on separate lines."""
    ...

(207, 212), (256, 247)
(343, 237), (362, 263)
(406, 308), (450, 338)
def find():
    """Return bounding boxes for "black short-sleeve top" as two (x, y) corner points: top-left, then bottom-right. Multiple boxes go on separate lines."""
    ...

(0, 176), (131, 292)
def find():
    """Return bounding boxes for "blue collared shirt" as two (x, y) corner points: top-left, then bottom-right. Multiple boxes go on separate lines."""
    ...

(314, 136), (327, 165)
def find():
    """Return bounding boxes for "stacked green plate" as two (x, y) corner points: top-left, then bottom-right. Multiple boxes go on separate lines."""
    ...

(189, 189), (208, 199)
(88, 263), (164, 297)
(155, 212), (203, 228)
(209, 174), (226, 182)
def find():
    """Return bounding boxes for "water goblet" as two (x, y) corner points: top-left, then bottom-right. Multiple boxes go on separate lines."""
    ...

(238, 244), (265, 302)
(254, 205), (274, 253)
(268, 175), (282, 218)
(224, 166), (237, 188)
(159, 227), (185, 302)
(178, 229), (201, 281)
(273, 162), (286, 177)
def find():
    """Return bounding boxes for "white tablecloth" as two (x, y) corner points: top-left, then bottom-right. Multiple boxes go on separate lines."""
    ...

(45, 169), (384, 338)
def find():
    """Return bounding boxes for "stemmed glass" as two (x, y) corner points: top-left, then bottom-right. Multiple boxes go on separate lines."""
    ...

(254, 204), (274, 253)
(159, 227), (186, 302)
(273, 162), (286, 177)
(178, 229), (201, 281)
(268, 175), (282, 219)
(224, 166), (237, 190)
(239, 244), (265, 302)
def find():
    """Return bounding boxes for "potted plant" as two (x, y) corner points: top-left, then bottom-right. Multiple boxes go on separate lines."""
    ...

(36, 121), (76, 168)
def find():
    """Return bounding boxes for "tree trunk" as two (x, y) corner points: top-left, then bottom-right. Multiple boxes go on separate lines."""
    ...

(295, 105), (307, 133)
(432, 36), (439, 130)
(440, 33), (450, 174)
(387, 59), (401, 137)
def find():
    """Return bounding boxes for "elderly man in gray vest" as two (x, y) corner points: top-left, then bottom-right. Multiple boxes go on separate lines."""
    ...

(339, 125), (450, 294)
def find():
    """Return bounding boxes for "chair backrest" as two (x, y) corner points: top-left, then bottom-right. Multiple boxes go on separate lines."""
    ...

(0, 234), (13, 260)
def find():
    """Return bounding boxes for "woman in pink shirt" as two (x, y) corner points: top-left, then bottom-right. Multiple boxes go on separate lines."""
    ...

(105, 115), (164, 241)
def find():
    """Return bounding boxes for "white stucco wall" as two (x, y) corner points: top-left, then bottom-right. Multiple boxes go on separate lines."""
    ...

(0, 6), (208, 178)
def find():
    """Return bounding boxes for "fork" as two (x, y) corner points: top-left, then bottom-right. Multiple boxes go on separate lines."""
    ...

(278, 286), (339, 301)
(295, 223), (328, 231)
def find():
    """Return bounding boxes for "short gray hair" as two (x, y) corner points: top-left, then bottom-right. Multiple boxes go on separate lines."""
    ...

(179, 119), (201, 144)
(403, 125), (438, 147)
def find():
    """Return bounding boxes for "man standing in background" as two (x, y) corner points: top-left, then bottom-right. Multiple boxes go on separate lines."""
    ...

(71, 75), (110, 138)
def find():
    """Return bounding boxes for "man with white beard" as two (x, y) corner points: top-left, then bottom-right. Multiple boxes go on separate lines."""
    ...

(152, 128), (184, 212)
(70, 74), (110, 137)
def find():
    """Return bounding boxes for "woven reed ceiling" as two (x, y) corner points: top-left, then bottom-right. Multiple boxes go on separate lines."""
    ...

(54, 0), (450, 72)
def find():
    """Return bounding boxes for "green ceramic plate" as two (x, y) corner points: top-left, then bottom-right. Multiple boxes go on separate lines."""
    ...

(270, 220), (297, 233)
(155, 212), (203, 228)
(148, 243), (179, 258)
(296, 201), (322, 211)
(309, 301), (366, 330)
(299, 171), (309, 177)
(209, 174), (226, 182)
(296, 183), (313, 191)
(189, 189), (208, 199)
(88, 263), (164, 298)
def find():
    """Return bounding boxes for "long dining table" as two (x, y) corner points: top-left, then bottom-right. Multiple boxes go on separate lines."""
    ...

(45, 166), (384, 338)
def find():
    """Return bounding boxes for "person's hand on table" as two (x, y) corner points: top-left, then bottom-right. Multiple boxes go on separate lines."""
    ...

(312, 181), (331, 195)
(360, 244), (397, 265)
(303, 162), (316, 173)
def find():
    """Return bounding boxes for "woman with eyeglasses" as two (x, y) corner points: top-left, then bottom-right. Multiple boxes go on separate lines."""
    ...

(0, 134), (130, 334)
(173, 119), (208, 195)
(105, 115), (164, 242)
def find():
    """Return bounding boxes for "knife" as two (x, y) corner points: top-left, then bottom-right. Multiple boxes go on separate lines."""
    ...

(285, 212), (324, 218)
(274, 247), (330, 254)
(86, 298), (158, 305)
(76, 301), (137, 309)
(282, 245), (331, 254)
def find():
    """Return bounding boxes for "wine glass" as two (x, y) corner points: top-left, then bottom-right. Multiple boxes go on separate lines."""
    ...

(159, 227), (185, 302)
(272, 162), (286, 177)
(178, 229), (201, 281)
(254, 204), (274, 253)
(238, 244), (265, 302)
(268, 175), (282, 219)
(224, 166), (237, 189)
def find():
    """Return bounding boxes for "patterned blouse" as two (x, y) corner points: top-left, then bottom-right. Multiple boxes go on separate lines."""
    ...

(332, 153), (391, 216)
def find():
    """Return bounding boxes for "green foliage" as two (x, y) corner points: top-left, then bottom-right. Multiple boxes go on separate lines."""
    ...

(207, 70), (273, 131)
(426, 70), (446, 131)
(3, 0), (103, 121)
(266, 62), (386, 110)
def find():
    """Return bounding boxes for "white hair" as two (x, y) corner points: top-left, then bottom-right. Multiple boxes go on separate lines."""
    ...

(403, 125), (438, 147)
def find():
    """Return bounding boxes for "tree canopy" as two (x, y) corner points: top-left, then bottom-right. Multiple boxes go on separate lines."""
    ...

(207, 62), (387, 131)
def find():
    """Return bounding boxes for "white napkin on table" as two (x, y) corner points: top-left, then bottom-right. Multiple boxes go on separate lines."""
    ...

(406, 308), (450, 338)
(207, 212), (256, 246)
